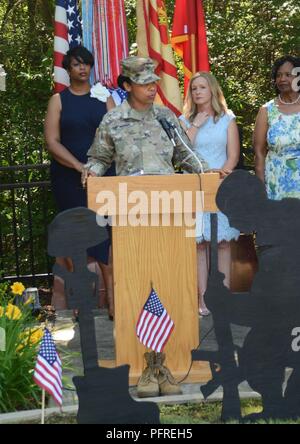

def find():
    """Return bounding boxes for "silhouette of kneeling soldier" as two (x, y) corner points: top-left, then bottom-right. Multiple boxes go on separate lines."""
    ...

(194, 170), (300, 421)
(48, 207), (159, 424)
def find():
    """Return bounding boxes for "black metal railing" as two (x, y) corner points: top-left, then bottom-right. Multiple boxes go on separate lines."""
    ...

(0, 162), (55, 287)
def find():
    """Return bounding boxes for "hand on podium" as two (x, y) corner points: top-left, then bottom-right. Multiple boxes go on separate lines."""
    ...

(81, 167), (97, 188)
(207, 168), (232, 179)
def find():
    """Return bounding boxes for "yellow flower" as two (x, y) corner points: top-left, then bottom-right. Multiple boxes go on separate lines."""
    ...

(17, 327), (43, 352)
(0, 306), (4, 317)
(10, 282), (25, 296)
(6, 303), (22, 320)
(29, 328), (43, 344)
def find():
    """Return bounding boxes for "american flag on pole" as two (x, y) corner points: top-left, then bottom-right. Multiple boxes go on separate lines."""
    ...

(136, 288), (175, 352)
(54, 0), (82, 93)
(33, 328), (63, 407)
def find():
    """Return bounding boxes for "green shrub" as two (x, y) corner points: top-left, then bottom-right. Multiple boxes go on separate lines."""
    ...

(0, 282), (43, 412)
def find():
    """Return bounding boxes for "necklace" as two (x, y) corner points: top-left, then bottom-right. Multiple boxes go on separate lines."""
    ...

(278, 94), (300, 105)
(69, 85), (90, 95)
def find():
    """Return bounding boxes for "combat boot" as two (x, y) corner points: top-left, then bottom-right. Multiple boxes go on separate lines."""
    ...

(156, 352), (182, 396)
(137, 351), (159, 398)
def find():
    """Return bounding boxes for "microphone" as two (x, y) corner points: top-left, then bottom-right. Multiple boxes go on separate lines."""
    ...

(167, 121), (205, 173)
(158, 117), (176, 147)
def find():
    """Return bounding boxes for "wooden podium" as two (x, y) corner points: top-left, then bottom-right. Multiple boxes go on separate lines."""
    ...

(88, 173), (219, 383)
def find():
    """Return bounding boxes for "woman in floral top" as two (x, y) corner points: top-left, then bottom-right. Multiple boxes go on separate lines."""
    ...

(254, 55), (300, 200)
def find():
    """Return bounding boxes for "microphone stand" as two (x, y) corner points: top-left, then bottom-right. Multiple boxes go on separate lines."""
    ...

(169, 123), (205, 174)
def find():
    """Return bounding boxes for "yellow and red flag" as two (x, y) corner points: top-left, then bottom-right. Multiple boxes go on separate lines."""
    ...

(136, 0), (183, 116)
(171, 0), (209, 93)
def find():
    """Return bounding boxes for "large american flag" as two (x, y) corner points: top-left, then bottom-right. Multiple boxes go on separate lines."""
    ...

(54, 0), (82, 93)
(33, 328), (63, 407)
(136, 288), (175, 352)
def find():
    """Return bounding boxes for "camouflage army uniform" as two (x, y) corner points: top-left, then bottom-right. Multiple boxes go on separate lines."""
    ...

(86, 100), (208, 176)
(86, 55), (208, 176)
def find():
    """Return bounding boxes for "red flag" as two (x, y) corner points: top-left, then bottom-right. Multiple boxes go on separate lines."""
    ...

(136, 0), (183, 116)
(136, 288), (174, 352)
(171, 0), (209, 93)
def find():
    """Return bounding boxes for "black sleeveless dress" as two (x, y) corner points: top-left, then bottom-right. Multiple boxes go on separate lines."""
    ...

(50, 88), (115, 264)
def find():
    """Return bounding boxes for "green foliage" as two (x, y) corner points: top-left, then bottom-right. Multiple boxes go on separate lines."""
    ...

(124, 0), (138, 52)
(0, 282), (10, 304)
(18, 398), (300, 424)
(0, 180), (55, 283)
(0, 296), (43, 412)
(0, 1), (54, 162)
(159, 399), (300, 424)
(203, 0), (300, 157)
(0, 1), (56, 283)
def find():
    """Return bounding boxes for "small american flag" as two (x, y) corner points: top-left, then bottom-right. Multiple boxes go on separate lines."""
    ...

(136, 288), (175, 353)
(33, 328), (63, 407)
(109, 87), (128, 106)
(54, 0), (82, 93)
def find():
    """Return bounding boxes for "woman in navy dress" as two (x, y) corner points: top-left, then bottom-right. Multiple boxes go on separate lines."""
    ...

(44, 46), (115, 318)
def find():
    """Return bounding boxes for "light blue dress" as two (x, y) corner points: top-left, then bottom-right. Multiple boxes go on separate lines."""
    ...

(180, 112), (240, 243)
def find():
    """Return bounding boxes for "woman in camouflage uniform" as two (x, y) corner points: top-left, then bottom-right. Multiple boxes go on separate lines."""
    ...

(82, 56), (208, 180)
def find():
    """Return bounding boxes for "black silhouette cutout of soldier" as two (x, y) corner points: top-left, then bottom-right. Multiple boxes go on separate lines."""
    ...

(218, 170), (300, 420)
(48, 207), (160, 424)
(192, 212), (242, 422)
(193, 170), (300, 421)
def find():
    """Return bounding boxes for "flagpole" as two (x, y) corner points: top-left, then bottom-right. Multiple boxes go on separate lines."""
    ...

(41, 389), (45, 424)
(41, 322), (46, 424)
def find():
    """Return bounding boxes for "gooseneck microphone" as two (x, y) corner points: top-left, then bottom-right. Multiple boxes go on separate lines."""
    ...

(157, 116), (205, 173)
(158, 117), (176, 147)
(167, 121), (205, 173)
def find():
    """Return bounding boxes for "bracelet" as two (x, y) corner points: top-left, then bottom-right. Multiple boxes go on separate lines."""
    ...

(191, 122), (200, 128)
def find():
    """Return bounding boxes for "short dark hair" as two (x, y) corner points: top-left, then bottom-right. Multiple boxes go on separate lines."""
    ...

(62, 46), (94, 70)
(117, 74), (132, 90)
(271, 55), (300, 93)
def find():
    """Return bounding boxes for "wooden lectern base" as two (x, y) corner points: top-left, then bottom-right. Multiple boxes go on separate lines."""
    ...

(87, 174), (221, 381)
(98, 360), (212, 386)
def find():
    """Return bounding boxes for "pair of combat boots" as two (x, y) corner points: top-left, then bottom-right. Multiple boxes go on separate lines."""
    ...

(137, 351), (182, 398)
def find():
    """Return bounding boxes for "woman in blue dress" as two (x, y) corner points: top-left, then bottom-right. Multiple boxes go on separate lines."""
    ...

(181, 72), (240, 316)
(44, 46), (115, 319)
(254, 55), (300, 200)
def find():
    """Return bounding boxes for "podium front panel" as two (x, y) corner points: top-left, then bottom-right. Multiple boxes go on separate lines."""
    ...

(112, 216), (198, 376)
(87, 174), (220, 378)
